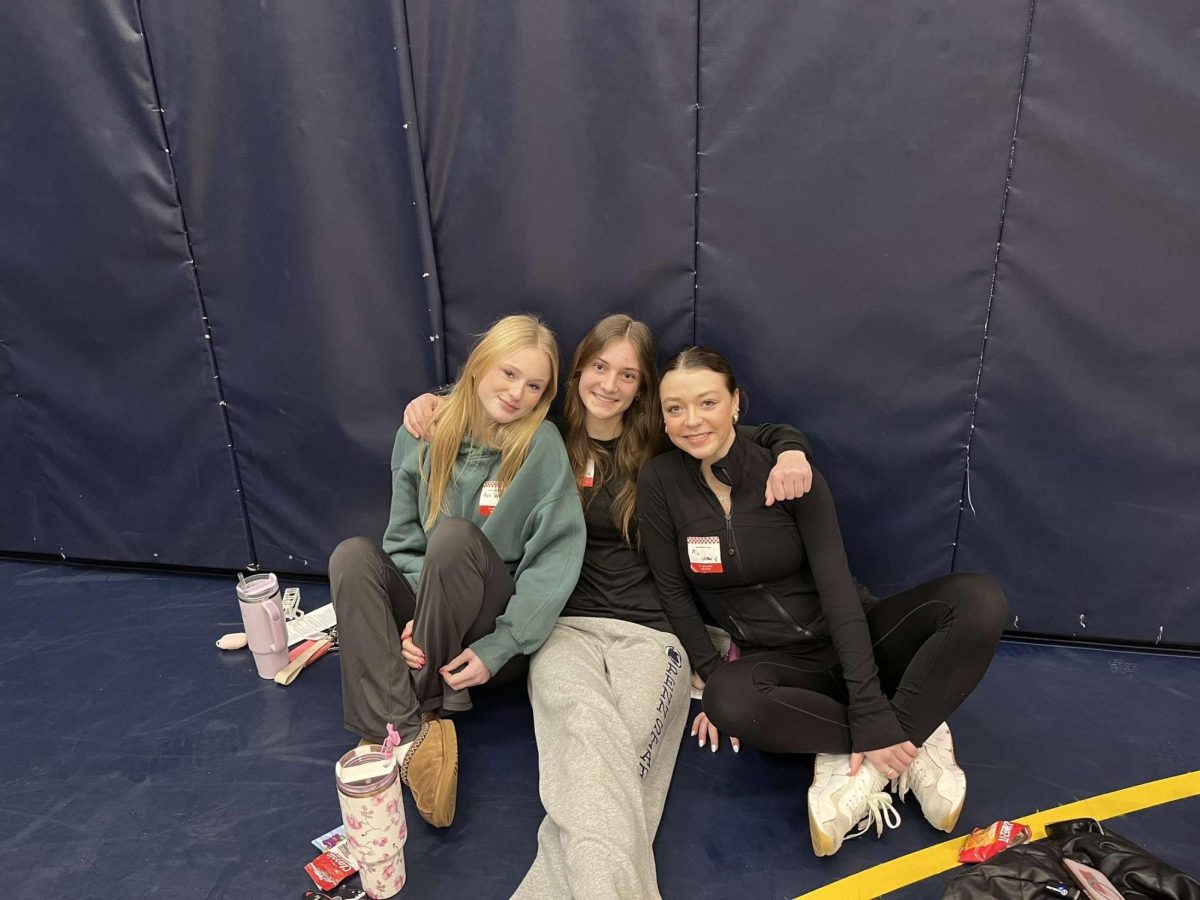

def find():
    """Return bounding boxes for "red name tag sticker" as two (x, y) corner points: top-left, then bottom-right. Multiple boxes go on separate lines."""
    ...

(687, 536), (723, 574)
(479, 480), (502, 516)
(579, 458), (595, 488)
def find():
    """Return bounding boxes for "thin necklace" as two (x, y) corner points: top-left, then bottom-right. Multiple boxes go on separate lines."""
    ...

(706, 475), (730, 505)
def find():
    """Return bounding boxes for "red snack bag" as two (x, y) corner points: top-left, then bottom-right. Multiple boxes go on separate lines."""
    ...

(305, 838), (358, 890)
(958, 820), (1032, 864)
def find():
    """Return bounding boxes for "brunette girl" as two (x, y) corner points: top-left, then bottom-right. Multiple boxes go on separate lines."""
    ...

(638, 347), (1006, 857)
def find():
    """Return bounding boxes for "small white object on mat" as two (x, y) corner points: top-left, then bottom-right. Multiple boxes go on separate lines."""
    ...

(216, 632), (248, 651)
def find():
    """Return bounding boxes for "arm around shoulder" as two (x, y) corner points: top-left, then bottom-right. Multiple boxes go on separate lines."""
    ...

(743, 422), (813, 459)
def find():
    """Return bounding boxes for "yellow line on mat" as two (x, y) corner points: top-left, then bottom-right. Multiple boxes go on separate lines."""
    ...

(793, 770), (1200, 900)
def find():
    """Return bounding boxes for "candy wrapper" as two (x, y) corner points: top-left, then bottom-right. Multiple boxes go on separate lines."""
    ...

(305, 837), (358, 890)
(958, 819), (1032, 864)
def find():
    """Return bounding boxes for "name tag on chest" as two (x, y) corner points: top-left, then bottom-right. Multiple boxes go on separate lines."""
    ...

(479, 480), (504, 516)
(687, 536), (724, 574)
(579, 458), (595, 489)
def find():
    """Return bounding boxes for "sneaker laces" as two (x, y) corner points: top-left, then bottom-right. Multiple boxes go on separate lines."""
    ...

(893, 748), (939, 804)
(845, 790), (902, 841)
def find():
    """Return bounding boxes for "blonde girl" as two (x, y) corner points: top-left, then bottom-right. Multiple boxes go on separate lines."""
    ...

(331, 314), (586, 829)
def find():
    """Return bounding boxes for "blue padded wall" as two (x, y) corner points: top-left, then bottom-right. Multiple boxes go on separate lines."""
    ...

(0, 1), (248, 566)
(138, 1), (437, 571)
(694, 0), (1032, 596)
(2, 1), (1198, 645)
(405, 0), (698, 372)
(954, 0), (1200, 645)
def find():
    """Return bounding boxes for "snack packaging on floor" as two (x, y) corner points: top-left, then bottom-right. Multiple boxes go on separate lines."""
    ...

(958, 819), (1032, 863)
(311, 825), (348, 851)
(305, 837), (358, 891)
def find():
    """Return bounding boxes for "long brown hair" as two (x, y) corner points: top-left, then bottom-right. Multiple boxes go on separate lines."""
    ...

(562, 314), (661, 543)
(420, 314), (559, 529)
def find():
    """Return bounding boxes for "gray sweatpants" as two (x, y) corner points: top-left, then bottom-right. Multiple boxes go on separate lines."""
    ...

(512, 616), (690, 900)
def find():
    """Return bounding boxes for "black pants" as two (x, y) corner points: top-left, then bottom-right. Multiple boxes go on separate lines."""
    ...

(701, 573), (1007, 752)
(330, 518), (526, 742)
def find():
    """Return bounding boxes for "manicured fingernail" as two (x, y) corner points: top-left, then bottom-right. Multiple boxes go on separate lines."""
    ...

(697, 738), (704, 747)
(733, 745), (740, 754)
(710, 744), (717, 753)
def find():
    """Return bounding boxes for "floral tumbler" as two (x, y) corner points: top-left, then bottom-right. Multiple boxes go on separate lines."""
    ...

(335, 744), (407, 898)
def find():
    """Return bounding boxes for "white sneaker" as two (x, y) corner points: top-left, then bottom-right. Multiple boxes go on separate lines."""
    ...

(807, 753), (902, 857)
(894, 722), (966, 832)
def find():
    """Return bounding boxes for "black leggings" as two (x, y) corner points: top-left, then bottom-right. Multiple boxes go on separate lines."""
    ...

(701, 573), (1007, 752)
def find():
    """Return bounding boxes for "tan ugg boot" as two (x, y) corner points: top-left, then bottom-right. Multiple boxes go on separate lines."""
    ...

(399, 714), (458, 828)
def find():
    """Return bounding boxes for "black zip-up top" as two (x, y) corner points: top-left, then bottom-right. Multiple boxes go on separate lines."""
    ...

(559, 424), (810, 631)
(638, 435), (904, 750)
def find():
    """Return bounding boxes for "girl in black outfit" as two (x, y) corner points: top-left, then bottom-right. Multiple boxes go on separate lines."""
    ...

(637, 347), (1007, 857)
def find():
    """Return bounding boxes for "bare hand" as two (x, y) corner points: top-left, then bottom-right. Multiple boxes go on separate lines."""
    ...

(690, 672), (706, 692)
(400, 619), (425, 669)
(849, 741), (919, 780)
(403, 393), (443, 440)
(764, 449), (813, 506)
(440, 648), (492, 690)
(691, 711), (740, 754)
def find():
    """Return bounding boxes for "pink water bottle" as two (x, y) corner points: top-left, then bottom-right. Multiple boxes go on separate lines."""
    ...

(236, 572), (289, 679)
(336, 743), (408, 898)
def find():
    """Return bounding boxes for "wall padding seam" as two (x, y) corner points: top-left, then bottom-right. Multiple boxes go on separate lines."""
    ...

(393, 0), (448, 385)
(133, 0), (258, 567)
(690, 0), (703, 345)
(951, 0), (1039, 570)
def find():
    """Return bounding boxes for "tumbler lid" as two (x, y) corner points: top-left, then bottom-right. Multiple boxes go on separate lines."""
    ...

(335, 746), (399, 796)
(236, 571), (279, 600)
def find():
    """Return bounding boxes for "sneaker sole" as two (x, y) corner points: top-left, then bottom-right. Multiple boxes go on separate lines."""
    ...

(808, 802), (837, 857)
(931, 785), (964, 833)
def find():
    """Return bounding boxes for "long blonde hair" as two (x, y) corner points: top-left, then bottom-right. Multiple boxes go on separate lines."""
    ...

(420, 315), (560, 529)
(562, 314), (661, 544)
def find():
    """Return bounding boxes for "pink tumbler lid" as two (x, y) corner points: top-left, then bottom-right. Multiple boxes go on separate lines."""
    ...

(237, 572), (279, 600)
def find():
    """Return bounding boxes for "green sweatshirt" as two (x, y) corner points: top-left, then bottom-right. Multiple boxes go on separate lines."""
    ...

(382, 420), (586, 675)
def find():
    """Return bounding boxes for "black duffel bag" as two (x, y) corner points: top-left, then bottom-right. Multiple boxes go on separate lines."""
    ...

(942, 818), (1200, 899)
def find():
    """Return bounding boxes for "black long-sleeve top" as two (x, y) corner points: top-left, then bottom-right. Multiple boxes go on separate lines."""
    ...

(561, 424), (813, 630)
(637, 434), (905, 751)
